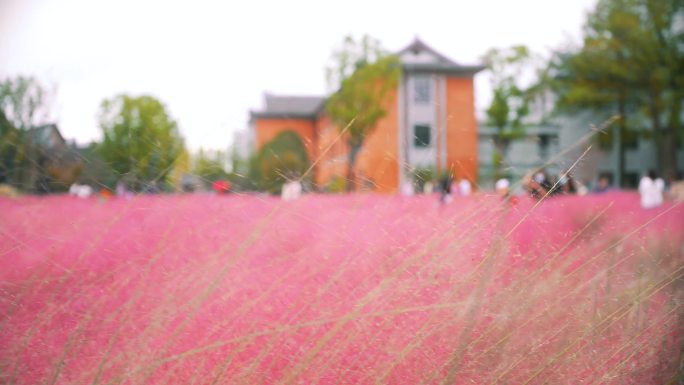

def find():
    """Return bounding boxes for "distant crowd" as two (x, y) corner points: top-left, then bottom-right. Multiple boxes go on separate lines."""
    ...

(395, 168), (684, 210)
(19, 169), (683, 210)
(499, 169), (683, 209)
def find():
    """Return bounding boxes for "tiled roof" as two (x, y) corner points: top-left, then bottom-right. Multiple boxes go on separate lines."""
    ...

(250, 94), (326, 120)
(29, 124), (65, 148)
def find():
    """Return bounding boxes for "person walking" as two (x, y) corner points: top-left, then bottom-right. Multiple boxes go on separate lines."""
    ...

(438, 173), (453, 205)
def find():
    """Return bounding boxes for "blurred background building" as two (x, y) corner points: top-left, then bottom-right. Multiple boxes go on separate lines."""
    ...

(249, 38), (483, 193)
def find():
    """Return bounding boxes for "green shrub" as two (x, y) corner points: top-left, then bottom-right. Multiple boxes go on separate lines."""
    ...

(254, 130), (310, 194)
(326, 176), (347, 193)
(411, 167), (435, 193)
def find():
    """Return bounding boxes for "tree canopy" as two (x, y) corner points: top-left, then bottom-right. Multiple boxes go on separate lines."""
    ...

(97, 94), (185, 190)
(0, 76), (51, 131)
(483, 46), (536, 180)
(552, 0), (684, 183)
(325, 35), (400, 191)
(0, 76), (52, 190)
(193, 148), (229, 187)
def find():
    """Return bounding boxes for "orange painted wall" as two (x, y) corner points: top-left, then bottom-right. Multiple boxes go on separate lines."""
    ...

(354, 89), (400, 193)
(311, 91), (400, 193)
(313, 115), (347, 188)
(445, 77), (478, 184)
(254, 118), (317, 161)
(253, 77), (476, 194)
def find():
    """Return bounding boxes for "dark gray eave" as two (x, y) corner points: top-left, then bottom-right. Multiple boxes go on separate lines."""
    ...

(249, 110), (319, 121)
(478, 123), (562, 135)
(250, 94), (326, 122)
(265, 94), (324, 114)
(402, 63), (485, 76)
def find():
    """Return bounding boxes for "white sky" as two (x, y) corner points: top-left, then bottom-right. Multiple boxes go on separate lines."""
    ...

(0, 0), (596, 151)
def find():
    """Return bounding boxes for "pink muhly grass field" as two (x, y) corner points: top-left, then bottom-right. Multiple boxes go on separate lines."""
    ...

(0, 192), (682, 384)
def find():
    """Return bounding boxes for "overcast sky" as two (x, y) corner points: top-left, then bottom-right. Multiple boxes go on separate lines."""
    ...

(0, 0), (597, 151)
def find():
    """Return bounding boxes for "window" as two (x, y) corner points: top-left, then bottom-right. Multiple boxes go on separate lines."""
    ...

(414, 76), (431, 104)
(538, 134), (551, 160)
(414, 125), (431, 147)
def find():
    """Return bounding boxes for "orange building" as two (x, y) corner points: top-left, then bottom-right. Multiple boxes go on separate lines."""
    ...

(249, 38), (484, 193)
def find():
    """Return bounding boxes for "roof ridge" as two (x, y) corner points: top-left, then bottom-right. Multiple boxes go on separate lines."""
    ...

(397, 37), (459, 65)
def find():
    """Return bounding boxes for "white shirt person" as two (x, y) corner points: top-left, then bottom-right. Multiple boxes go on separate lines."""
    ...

(638, 171), (664, 209)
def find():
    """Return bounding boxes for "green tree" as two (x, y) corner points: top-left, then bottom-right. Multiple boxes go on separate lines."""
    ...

(553, 0), (644, 186)
(97, 94), (185, 190)
(193, 148), (229, 188)
(0, 109), (19, 185)
(0, 76), (52, 190)
(76, 142), (118, 189)
(553, 0), (683, 184)
(636, 0), (683, 179)
(225, 145), (258, 192)
(483, 46), (535, 181)
(254, 130), (310, 194)
(325, 35), (401, 191)
(0, 76), (50, 131)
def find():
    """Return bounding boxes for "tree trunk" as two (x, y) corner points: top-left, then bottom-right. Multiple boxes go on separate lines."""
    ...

(645, 3), (681, 180)
(492, 135), (509, 182)
(616, 95), (626, 188)
(648, 88), (678, 180)
(660, 129), (678, 180)
(17, 128), (31, 192)
(346, 139), (362, 192)
(665, 88), (682, 178)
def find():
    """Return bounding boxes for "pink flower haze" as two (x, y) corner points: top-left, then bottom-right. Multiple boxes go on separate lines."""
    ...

(0, 192), (682, 384)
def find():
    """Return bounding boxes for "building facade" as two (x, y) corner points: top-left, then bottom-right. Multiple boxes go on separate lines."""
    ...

(478, 110), (684, 190)
(249, 38), (484, 193)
